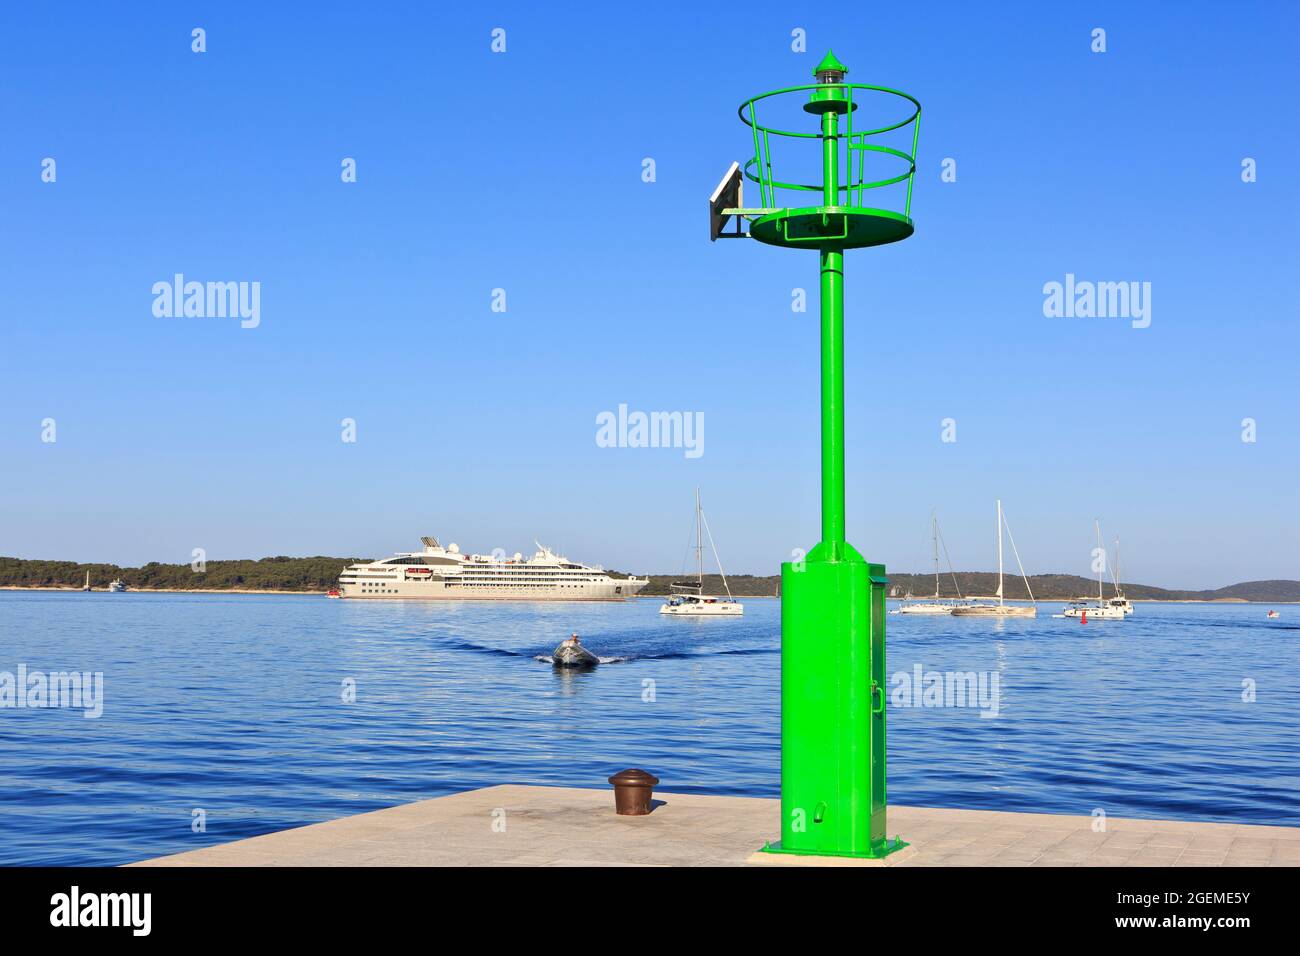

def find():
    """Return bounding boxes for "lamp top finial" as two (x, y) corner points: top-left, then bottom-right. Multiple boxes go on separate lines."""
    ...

(813, 50), (849, 78)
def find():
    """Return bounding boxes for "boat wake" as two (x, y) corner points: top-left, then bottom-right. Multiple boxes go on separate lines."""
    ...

(439, 636), (776, 665)
(440, 638), (529, 659)
(642, 646), (775, 661)
(534, 646), (775, 665)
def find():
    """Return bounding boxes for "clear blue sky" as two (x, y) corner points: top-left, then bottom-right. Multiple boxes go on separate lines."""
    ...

(2, 2), (1296, 589)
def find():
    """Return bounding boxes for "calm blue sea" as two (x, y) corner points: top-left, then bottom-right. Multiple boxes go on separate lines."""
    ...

(0, 591), (1296, 865)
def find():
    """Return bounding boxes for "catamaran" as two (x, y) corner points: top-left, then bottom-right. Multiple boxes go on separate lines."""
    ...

(660, 489), (743, 616)
(1063, 522), (1130, 620)
(952, 499), (1037, 618)
(892, 510), (968, 614)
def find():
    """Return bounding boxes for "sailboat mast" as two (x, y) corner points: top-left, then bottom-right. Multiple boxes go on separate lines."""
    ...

(1095, 520), (1104, 602)
(1112, 538), (1123, 598)
(931, 510), (940, 599)
(699, 507), (733, 599)
(694, 487), (704, 585)
(1114, 537), (1122, 597)
(996, 498), (1004, 606)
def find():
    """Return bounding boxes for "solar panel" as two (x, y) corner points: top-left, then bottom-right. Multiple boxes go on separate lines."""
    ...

(709, 161), (743, 241)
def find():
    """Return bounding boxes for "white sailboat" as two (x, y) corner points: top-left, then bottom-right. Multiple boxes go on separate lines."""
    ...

(1064, 523), (1132, 619)
(952, 499), (1037, 618)
(893, 510), (968, 615)
(1108, 537), (1135, 616)
(82, 571), (91, 592)
(660, 489), (743, 617)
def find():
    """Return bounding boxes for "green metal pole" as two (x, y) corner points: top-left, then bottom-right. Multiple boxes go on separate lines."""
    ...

(763, 52), (904, 860)
(819, 248), (844, 551)
(820, 104), (845, 554)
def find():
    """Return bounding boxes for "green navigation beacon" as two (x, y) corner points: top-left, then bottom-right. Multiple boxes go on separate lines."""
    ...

(711, 51), (921, 860)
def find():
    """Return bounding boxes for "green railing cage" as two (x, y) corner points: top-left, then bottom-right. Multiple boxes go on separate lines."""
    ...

(719, 82), (921, 250)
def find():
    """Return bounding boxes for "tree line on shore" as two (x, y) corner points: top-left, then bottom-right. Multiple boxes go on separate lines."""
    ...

(0, 556), (360, 591)
(2, 557), (1296, 602)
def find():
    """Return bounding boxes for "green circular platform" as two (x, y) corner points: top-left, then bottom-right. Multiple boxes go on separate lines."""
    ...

(748, 206), (914, 250)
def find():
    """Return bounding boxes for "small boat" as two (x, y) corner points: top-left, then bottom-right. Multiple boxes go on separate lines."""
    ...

(892, 510), (969, 615)
(1063, 521), (1128, 620)
(551, 637), (600, 668)
(82, 571), (91, 592)
(951, 499), (1038, 618)
(1268, 610), (1280, 619)
(893, 592), (965, 615)
(954, 602), (1036, 618)
(326, 588), (342, 599)
(107, 579), (126, 593)
(662, 592), (744, 615)
(660, 489), (743, 617)
(1064, 600), (1124, 620)
(896, 605), (959, 615)
(1107, 596), (1135, 616)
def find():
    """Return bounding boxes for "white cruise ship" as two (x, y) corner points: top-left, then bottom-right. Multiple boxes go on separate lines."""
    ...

(336, 537), (648, 601)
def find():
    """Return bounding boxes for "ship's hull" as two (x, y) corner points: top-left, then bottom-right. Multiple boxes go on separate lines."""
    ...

(552, 643), (600, 667)
(893, 602), (960, 615)
(952, 604), (1036, 618)
(660, 603), (743, 616)
(1063, 606), (1126, 619)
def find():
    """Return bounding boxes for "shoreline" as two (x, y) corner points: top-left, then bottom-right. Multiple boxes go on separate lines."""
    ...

(0, 586), (326, 595)
(1, 585), (1295, 604)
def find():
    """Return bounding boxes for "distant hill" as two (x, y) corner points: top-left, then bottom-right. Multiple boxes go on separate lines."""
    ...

(1189, 579), (1300, 602)
(2, 557), (1297, 603)
(878, 573), (1300, 603)
(627, 574), (781, 597)
(0, 556), (361, 592)
(630, 572), (1300, 603)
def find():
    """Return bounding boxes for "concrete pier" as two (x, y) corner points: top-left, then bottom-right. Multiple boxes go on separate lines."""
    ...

(133, 785), (1300, 867)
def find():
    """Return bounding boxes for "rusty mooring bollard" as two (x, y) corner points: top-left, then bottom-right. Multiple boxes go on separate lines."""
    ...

(608, 768), (659, 815)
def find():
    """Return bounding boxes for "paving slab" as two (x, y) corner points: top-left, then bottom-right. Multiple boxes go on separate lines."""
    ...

(131, 786), (1300, 867)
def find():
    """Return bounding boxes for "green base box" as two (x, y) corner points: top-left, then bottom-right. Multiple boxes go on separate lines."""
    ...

(773, 546), (894, 857)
